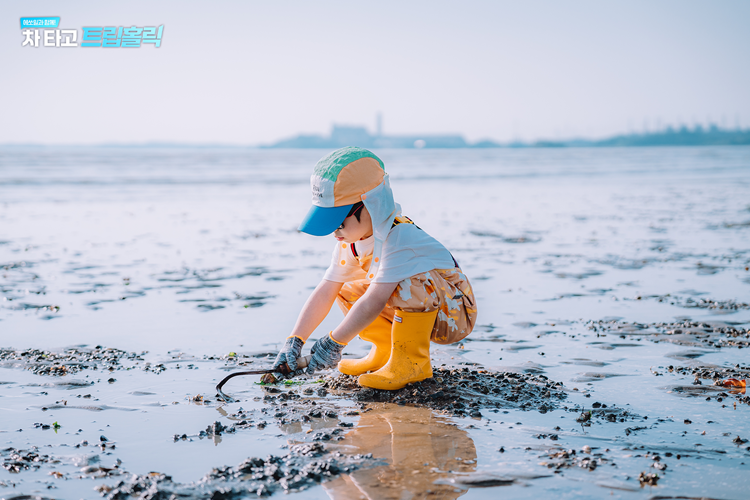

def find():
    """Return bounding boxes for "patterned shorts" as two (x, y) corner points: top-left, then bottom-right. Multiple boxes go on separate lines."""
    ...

(336, 268), (478, 344)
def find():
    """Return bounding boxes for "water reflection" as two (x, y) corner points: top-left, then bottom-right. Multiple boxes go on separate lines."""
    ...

(325, 404), (477, 500)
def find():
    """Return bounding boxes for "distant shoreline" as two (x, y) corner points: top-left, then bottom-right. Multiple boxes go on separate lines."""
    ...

(2, 126), (749, 149)
(262, 124), (750, 149)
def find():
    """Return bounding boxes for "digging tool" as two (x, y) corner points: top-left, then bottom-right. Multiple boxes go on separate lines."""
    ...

(215, 354), (312, 402)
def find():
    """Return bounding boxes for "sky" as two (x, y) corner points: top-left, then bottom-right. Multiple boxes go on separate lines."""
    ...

(2, 0), (749, 145)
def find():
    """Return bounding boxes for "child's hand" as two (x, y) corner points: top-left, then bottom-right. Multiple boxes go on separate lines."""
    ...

(306, 334), (346, 375)
(272, 336), (305, 375)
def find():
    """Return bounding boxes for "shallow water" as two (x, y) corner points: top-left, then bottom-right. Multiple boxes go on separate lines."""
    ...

(1, 146), (749, 499)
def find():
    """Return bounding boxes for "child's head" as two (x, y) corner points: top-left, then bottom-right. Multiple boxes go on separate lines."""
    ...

(333, 201), (373, 243)
(298, 147), (385, 237)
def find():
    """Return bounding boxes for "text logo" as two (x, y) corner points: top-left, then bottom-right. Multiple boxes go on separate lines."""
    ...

(21, 17), (164, 48)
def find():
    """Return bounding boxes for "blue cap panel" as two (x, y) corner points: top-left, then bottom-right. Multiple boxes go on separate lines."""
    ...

(298, 204), (353, 236)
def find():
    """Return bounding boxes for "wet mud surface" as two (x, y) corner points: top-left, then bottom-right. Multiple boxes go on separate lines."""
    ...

(0, 347), (146, 377)
(98, 443), (376, 499)
(2, 341), (748, 499)
(323, 368), (566, 415)
(2, 147), (750, 499)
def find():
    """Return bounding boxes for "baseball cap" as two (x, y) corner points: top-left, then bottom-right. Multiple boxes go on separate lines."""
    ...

(299, 147), (385, 236)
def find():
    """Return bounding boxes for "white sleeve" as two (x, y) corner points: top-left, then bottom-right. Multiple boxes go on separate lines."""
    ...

(322, 242), (367, 283)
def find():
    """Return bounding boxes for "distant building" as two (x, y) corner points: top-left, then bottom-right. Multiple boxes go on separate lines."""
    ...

(331, 125), (373, 147)
(265, 124), (468, 149)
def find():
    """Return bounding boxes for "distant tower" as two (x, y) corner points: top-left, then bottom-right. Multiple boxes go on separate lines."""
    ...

(376, 113), (382, 137)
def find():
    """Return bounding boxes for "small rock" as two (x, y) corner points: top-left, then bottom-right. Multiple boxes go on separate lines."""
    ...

(638, 471), (659, 486)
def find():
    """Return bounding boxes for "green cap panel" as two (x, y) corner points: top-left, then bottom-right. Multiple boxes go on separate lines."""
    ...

(313, 147), (384, 182)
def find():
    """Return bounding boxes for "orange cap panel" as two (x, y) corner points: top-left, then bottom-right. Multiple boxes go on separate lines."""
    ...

(332, 157), (385, 206)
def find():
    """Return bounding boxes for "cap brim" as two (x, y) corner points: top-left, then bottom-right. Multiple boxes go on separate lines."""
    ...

(298, 204), (353, 236)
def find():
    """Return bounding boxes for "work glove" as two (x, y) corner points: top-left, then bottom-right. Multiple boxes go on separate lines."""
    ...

(272, 336), (305, 378)
(306, 333), (346, 376)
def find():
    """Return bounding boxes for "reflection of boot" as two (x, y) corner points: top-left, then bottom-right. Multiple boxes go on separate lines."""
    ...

(358, 310), (438, 390)
(338, 315), (392, 376)
(388, 409), (438, 469)
(322, 404), (477, 500)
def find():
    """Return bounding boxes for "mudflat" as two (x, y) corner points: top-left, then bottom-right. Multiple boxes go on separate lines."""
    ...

(1, 147), (749, 499)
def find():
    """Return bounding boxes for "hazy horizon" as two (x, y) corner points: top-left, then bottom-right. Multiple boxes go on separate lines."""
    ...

(2, 122), (747, 148)
(2, 1), (749, 145)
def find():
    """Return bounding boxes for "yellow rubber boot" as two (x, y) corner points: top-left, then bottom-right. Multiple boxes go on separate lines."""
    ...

(337, 315), (392, 376)
(358, 309), (438, 390)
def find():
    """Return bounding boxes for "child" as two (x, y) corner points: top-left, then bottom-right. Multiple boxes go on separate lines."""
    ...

(273, 147), (477, 390)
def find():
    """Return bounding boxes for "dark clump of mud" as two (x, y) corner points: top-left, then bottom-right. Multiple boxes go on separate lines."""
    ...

(322, 366), (567, 416)
(1, 447), (56, 473)
(680, 297), (750, 311)
(177, 413), (275, 443)
(672, 363), (750, 383)
(0, 346), (147, 376)
(574, 404), (639, 425)
(99, 443), (376, 499)
(586, 319), (750, 348)
(666, 363), (750, 407)
(539, 447), (615, 472)
(638, 471), (660, 486)
(634, 293), (750, 312)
